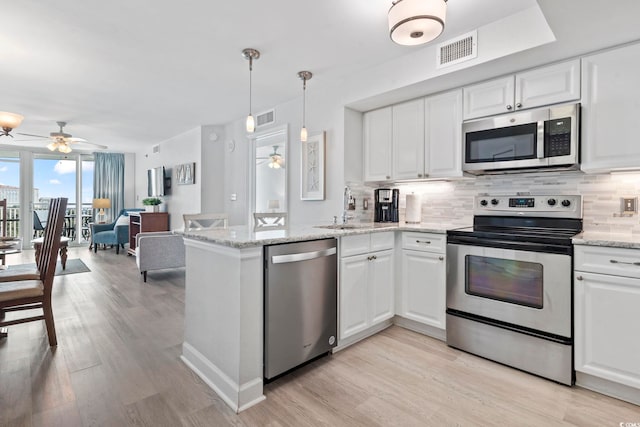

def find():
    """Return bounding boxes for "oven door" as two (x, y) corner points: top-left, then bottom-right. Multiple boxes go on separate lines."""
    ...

(447, 243), (572, 338)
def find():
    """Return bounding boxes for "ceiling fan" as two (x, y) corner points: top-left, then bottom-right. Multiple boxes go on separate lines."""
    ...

(257, 145), (285, 169)
(14, 121), (107, 153)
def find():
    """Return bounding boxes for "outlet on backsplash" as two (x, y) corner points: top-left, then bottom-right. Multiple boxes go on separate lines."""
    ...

(614, 196), (638, 217)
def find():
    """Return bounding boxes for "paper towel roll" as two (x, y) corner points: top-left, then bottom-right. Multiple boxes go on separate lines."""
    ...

(406, 194), (421, 224)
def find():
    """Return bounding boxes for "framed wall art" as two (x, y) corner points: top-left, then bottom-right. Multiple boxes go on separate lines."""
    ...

(300, 131), (325, 200)
(176, 162), (195, 185)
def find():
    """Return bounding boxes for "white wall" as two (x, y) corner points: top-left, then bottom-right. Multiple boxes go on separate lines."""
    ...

(200, 124), (226, 213)
(135, 127), (202, 230)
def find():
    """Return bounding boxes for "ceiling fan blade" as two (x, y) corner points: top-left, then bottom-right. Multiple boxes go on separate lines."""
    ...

(67, 137), (88, 143)
(15, 132), (49, 139)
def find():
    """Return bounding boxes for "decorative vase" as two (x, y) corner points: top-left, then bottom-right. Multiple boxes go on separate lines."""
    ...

(145, 205), (158, 212)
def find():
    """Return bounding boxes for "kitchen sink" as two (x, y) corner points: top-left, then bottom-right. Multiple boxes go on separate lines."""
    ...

(315, 224), (372, 230)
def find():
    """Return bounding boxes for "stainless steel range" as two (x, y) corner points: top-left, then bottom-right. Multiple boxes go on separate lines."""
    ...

(446, 194), (583, 385)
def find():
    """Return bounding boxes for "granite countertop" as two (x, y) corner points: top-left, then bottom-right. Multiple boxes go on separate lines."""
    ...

(179, 220), (469, 249)
(572, 231), (640, 249)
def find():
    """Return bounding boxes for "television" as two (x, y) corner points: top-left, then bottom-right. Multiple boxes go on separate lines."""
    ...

(147, 166), (167, 197)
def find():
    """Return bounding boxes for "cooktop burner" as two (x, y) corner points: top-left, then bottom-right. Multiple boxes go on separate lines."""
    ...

(448, 194), (583, 249)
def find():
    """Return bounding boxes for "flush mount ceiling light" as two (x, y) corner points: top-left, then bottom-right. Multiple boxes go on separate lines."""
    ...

(0, 111), (24, 137)
(242, 48), (260, 133)
(297, 71), (313, 142)
(388, 0), (447, 46)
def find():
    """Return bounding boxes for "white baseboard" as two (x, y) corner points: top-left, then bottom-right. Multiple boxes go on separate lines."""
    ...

(181, 342), (265, 413)
(576, 372), (640, 406)
(335, 320), (393, 352)
(393, 316), (446, 341)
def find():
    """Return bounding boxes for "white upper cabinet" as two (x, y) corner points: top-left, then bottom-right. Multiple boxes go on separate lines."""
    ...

(515, 59), (580, 110)
(581, 42), (640, 173)
(463, 59), (580, 120)
(463, 76), (514, 120)
(425, 89), (463, 178)
(363, 90), (463, 182)
(363, 107), (393, 181)
(393, 99), (425, 180)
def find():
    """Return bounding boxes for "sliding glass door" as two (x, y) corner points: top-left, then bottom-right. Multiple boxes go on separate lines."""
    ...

(0, 148), (95, 247)
(33, 153), (94, 245)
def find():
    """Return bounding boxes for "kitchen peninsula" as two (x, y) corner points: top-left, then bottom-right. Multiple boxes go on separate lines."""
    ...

(179, 222), (462, 413)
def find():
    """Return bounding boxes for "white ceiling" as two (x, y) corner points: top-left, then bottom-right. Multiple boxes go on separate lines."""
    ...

(3, 0), (639, 153)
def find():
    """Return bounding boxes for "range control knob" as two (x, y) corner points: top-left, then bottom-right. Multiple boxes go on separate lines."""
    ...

(561, 199), (572, 207)
(480, 199), (488, 207)
(491, 199), (499, 206)
(547, 198), (557, 206)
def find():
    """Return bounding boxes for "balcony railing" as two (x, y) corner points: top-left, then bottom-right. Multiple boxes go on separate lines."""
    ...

(6, 203), (94, 243)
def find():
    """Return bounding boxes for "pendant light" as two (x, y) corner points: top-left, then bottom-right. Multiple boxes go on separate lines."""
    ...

(242, 48), (260, 133)
(388, 0), (447, 46)
(298, 71), (312, 142)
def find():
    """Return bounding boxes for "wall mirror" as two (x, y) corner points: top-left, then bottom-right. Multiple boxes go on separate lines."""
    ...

(250, 125), (288, 222)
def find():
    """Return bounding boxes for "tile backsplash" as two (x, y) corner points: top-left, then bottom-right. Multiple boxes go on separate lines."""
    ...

(348, 170), (640, 235)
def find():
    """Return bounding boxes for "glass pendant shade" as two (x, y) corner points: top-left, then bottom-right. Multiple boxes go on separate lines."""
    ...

(246, 114), (255, 133)
(47, 142), (58, 151)
(388, 0), (447, 46)
(298, 71), (312, 142)
(300, 127), (308, 142)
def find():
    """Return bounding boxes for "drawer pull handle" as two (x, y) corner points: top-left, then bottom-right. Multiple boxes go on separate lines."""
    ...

(438, 256), (444, 261)
(367, 255), (377, 261)
(416, 240), (431, 244)
(576, 275), (583, 281)
(609, 259), (640, 266)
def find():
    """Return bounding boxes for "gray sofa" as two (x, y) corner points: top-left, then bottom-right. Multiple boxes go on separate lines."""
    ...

(135, 231), (185, 282)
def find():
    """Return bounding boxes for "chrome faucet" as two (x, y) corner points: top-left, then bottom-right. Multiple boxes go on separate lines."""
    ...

(342, 186), (355, 224)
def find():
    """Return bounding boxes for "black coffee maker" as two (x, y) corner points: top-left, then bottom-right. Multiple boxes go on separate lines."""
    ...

(374, 188), (399, 223)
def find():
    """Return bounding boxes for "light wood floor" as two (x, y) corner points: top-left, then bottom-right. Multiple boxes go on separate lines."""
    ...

(1, 246), (638, 427)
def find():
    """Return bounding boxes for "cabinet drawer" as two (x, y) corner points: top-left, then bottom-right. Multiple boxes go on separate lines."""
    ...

(341, 234), (371, 257)
(575, 245), (640, 279)
(370, 232), (394, 252)
(402, 232), (445, 253)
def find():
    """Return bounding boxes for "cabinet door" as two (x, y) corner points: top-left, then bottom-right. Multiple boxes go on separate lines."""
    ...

(463, 76), (514, 120)
(425, 89), (463, 178)
(575, 271), (640, 389)
(363, 107), (393, 181)
(515, 59), (580, 110)
(400, 250), (446, 329)
(392, 99), (425, 180)
(339, 254), (370, 339)
(369, 250), (394, 325)
(581, 43), (640, 172)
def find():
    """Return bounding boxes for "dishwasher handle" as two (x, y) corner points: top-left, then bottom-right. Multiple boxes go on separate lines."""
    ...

(271, 247), (337, 264)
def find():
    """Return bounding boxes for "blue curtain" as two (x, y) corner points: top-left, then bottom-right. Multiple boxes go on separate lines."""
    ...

(93, 152), (125, 221)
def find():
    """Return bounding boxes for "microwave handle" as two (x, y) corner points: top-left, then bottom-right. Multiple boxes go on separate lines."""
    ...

(536, 120), (545, 159)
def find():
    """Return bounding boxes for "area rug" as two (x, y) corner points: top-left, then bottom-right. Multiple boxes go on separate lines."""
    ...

(8, 259), (91, 276)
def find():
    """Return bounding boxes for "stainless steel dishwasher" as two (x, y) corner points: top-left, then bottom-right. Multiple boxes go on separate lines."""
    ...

(264, 238), (337, 380)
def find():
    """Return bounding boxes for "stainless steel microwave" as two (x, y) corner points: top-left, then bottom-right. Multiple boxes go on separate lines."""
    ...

(462, 103), (580, 175)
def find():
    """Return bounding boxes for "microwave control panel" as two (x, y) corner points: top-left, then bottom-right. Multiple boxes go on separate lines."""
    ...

(545, 117), (572, 157)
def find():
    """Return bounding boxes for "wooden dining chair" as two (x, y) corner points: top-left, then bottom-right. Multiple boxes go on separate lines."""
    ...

(0, 199), (6, 266)
(0, 197), (67, 346)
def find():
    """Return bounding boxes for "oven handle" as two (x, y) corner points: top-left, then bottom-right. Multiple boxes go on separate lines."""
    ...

(609, 259), (640, 266)
(447, 235), (572, 254)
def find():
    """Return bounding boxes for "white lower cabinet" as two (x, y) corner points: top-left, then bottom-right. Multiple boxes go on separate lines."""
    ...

(401, 249), (446, 329)
(397, 232), (447, 333)
(574, 245), (640, 403)
(339, 233), (394, 341)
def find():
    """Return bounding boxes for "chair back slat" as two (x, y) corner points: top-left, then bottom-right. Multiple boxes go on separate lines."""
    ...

(0, 199), (6, 237)
(37, 198), (68, 287)
(183, 213), (228, 231)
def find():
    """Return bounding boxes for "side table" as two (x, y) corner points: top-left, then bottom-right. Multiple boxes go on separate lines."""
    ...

(32, 236), (70, 270)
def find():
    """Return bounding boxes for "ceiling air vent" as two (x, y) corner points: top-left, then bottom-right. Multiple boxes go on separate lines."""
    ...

(256, 109), (275, 128)
(437, 30), (477, 69)
(152, 144), (160, 154)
